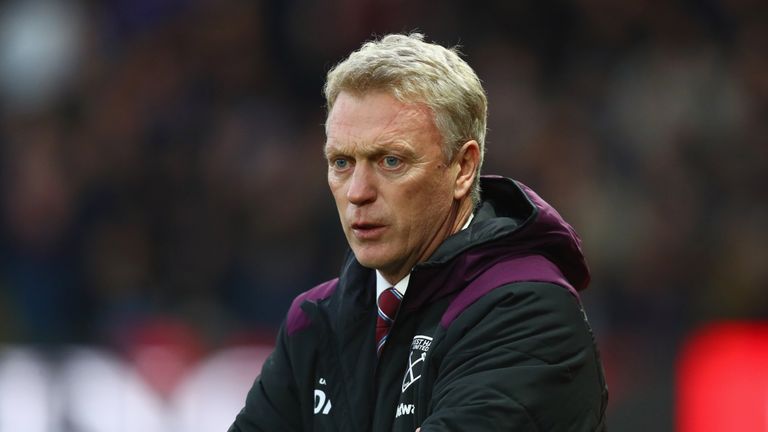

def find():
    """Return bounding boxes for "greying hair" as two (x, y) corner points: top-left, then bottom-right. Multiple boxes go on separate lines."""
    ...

(323, 33), (487, 205)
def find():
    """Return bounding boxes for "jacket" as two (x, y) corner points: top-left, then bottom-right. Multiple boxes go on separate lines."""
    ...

(230, 176), (608, 431)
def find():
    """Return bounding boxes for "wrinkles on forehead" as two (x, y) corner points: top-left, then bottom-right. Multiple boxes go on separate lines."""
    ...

(324, 92), (439, 161)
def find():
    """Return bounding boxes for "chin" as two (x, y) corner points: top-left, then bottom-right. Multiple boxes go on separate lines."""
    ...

(352, 253), (385, 270)
(351, 247), (392, 271)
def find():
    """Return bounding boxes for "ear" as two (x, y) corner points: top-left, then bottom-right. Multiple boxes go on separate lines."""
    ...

(452, 140), (480, 200)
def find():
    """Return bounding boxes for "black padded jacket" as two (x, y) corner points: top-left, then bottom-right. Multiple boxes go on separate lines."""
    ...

(229, 176), (608, 431)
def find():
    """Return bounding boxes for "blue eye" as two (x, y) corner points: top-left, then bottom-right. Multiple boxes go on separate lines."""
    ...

(333, 159), (349, 170)
(382, 156), (401, 168)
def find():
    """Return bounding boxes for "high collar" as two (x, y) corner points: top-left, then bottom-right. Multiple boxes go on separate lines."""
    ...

(332, 175), (591, 312)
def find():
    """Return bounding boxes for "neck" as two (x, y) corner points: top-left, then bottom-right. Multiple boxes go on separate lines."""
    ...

(450, 197), (475, 235)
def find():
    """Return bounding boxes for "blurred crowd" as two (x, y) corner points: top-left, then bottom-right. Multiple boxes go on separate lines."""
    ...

(0, 0), (766, 429)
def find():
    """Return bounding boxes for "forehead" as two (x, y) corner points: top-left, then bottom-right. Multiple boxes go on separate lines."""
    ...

(325, 91), (440, 152)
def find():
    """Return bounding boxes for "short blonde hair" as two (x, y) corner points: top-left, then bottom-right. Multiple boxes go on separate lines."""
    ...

(324, 33), (487, 205)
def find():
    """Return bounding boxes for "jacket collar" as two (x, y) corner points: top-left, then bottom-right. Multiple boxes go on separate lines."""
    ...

(326, 175), (590, 314)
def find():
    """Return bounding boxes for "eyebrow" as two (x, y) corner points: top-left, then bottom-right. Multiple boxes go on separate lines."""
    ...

(324, 140), (418, 161)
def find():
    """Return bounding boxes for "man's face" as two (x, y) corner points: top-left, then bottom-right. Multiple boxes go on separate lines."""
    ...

(325, 91), (461, 283)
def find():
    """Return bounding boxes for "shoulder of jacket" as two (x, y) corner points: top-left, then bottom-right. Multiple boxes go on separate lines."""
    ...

(286, 278), (339, 336)
(438, 281), (587, 351)
(440, 255), (579, 329)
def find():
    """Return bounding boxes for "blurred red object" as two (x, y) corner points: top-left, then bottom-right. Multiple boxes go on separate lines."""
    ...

(125, 318), (205, 399)
(677, 322), (768, 432)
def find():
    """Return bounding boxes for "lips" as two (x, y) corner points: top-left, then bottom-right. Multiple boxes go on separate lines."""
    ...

(351, 222), (386, 240)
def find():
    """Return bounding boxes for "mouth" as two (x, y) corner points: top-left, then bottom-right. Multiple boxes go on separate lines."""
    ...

(350, 222), (387, 240)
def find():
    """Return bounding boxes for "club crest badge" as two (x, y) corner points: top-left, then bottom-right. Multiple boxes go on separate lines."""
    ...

(402, 335), (432, 393)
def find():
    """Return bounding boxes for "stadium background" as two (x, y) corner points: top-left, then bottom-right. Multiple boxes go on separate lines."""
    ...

(0, 0), (766, 430)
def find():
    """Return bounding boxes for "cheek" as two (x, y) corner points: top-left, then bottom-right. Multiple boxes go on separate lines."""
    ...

(328, 184), (350, 226)
(328, 179), (346, 204)
(400, 182), (452, 223)
(327, 173), (340, 193)
(414, 175), (454, 206)
(422, 182), (455, 220)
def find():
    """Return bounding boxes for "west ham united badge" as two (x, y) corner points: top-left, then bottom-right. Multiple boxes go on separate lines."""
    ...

(402, 335), (432, 392)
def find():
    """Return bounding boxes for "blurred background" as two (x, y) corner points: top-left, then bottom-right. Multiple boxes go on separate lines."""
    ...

(0, 0), (766, 430)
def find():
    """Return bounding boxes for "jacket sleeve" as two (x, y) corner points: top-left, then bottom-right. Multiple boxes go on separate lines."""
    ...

(420, 282), (607, 432)
(229, 325), (303, 432)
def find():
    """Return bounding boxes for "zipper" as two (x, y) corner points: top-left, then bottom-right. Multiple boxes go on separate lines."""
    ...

(308, 301), (358, 432)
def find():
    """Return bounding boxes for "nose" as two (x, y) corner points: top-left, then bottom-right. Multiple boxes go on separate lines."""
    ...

(346, 163), (377, 206)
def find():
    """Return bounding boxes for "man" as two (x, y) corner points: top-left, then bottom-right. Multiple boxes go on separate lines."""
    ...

(230, 33), (607, 431)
